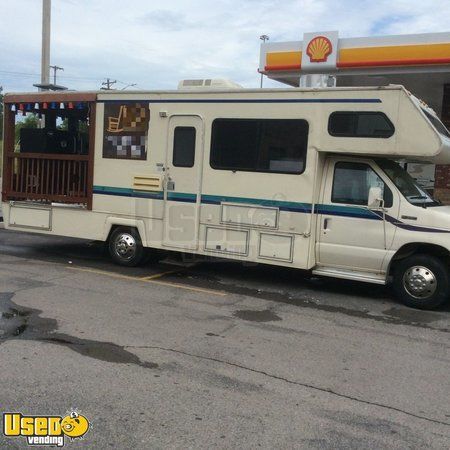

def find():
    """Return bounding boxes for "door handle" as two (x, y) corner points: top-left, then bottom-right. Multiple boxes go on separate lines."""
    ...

(324, 218), (331, 230)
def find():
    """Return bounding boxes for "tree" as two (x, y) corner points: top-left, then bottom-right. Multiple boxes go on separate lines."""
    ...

(57, 116), (88, 134)
(15, 114), (39, 143)
(0, 86), (3, 141)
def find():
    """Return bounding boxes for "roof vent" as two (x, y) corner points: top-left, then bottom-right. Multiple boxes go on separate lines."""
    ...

(178, 79), (243, 90)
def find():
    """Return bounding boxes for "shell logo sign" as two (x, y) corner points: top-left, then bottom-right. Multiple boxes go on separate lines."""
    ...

(306, 36), (333, 62)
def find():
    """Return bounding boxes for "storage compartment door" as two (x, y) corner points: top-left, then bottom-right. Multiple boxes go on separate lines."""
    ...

(9, 204), (52, 230)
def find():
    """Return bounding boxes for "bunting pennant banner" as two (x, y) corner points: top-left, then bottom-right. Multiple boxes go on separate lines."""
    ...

(8, 100), (89, 113)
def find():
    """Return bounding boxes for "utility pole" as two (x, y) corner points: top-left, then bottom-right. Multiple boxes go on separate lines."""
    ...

(259, 34), (269, 88)
(41, 0), (51, 90)
(50, 65), (64, 85)
(34, 1), (67, 91)
(101, 78), (117, 90)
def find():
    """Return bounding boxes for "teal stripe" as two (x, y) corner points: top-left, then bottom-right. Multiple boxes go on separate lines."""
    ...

(316, 204), (380, 219)
(94, 186), (134, 195)
(167, 192), (197, 202)
(201, 194), (311, 212)
(93, 186), (196, 202)
(93, 185), (376, 218)
(93, 185), (450, 233)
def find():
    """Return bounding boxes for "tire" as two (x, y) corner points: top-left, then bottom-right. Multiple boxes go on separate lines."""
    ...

(108, 227), (145, 267)
(393, 254), (449, 310)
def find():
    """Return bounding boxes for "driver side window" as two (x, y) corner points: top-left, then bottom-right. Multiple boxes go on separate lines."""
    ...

(331, 162), (393, 207)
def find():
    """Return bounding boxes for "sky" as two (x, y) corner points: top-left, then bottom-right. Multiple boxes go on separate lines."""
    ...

(1, 0), (450, 93)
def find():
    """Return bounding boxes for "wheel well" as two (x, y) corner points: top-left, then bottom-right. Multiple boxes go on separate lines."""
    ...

(106, 224), (119, 243)
(388, 243), (450, 276)
(106, 224), (139, 243)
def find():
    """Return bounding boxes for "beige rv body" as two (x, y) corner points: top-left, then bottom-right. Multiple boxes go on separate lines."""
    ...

(3, 85), (450, 287)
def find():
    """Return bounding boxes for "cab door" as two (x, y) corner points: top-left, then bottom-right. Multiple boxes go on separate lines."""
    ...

(162, 115), (203, 250)
(317, 158), (399, 271)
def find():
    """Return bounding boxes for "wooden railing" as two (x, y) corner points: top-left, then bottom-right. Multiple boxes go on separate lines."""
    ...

(4, 153), (89, 205)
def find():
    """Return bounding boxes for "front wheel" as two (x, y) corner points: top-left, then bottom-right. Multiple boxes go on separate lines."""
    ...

(108, 227), (145, 267)
(393, 254), (449, 310)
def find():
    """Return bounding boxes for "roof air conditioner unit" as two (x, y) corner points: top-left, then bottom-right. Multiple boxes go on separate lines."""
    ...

(177, 79), (243, 90)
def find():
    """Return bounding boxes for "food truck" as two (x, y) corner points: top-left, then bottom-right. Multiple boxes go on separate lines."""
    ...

(2, 84), (450, 309)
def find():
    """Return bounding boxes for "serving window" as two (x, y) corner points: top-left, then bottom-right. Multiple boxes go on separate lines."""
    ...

(2, 96), (96, 209)
(15, 102), (90, 155)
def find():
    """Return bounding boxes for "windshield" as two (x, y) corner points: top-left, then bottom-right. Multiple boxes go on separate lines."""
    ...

(377, 159), (439, 207)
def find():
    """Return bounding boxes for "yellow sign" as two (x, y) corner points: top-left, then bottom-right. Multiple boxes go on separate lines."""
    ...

(3, 411), (90, 447)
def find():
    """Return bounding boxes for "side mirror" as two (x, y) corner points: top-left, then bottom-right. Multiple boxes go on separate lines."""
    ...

(368, 186), (383, 208)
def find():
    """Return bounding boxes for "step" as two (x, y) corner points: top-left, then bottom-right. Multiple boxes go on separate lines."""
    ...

(312, 267), (387, 285)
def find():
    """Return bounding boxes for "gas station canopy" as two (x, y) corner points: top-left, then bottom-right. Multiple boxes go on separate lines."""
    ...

(259, 31), (450, 114)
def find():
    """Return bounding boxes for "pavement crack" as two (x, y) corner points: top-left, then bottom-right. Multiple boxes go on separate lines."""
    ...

(126, 344), (450, 428)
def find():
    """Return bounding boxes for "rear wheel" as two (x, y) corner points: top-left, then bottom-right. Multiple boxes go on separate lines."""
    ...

(393, 254), (449, 310)
(108, 227), (145, 267)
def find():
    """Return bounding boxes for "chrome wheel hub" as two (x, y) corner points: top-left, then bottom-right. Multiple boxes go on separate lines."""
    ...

(403, 266), (437, 299)
(114, 233), (136, 260)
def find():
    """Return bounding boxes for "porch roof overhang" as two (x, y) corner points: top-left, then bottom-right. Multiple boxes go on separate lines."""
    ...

(4, 92), (97, 104)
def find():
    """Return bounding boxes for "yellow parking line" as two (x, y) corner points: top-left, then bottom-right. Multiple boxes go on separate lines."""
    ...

(140, 270), (181, 280)
(149, 279), (227, 296)
(67, 266), (227, 296)
(68, 266), (136, 281)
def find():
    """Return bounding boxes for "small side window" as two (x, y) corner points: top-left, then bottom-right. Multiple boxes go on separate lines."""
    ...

(328, 112), (394, 138)
(332, 162), (393, 208)
(173, 126), (196, 167)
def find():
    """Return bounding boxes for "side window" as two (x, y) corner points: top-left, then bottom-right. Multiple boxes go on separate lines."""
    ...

(103, 102), (150, 159)
(173, 126), (196, 167)
(328, 112), (394, 138)
(331, 162), (393, 207)
(210, 119), (308, 174)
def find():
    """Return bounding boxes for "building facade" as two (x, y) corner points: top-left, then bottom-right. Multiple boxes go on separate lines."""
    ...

(259, 31), (450, 200)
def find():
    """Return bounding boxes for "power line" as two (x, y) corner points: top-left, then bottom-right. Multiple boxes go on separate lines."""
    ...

(0, 70), (140, 89)
(0, 70), (105, 82)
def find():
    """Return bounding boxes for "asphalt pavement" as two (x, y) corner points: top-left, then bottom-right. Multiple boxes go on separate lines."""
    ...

(0, 227), (449, 449)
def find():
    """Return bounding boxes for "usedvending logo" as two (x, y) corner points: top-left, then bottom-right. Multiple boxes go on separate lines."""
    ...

(3, 411), (90, 447)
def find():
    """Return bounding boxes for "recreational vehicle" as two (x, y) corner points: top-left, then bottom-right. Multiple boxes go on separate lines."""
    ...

(2, 85), (450, 309)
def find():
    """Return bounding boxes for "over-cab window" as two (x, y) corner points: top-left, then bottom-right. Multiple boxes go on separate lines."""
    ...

(422, 109), (450, 138)
(332, 162), (393, 208)
(173, 126), (196, 167)
(328, 112), (394, 138)
(210, 119), (308, 174)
